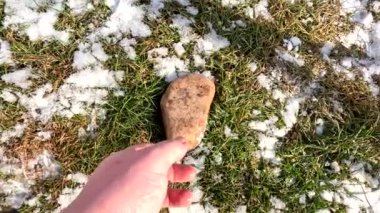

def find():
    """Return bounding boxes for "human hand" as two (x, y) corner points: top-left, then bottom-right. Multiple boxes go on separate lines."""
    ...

(63, 138), (196, 213)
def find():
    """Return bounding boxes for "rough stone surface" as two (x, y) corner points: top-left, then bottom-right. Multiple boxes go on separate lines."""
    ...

(161, 74), (215, 149)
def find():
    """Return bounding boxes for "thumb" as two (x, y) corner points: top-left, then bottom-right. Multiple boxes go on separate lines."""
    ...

(147, 138), (190, 171)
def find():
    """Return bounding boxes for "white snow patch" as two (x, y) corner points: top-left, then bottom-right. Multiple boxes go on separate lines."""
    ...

(36, 131), (52, 141)
(257, 74), (273, 90)
(0, 179), (34, 209)
(213, 152), (223, 165)
(1, 89), (18, 103)
(245, 0), (273, 21)
(276, 48), (305, 66)
(193, 54), (206, 67)
(67, 172), (88, 184)
(315, 118), (325, 135)
(299, 194), (306, 204)
(255, 134), (281, 164)
(269, 196), (286, 212)
(174, 42), (186, 57)
(224, 126), (238, 139)
(330, 161), (341, 173)
(248, 62), (258, 72)
(235, 205), (247, 213)
(67, 0), (94, 15)
(54, 173), (88, 212)
(373, 1), (380, 13)
(320, 160), (380, 212)
(65, 68), (122, 88)
(0, 120), (28, 144)
(119, 38), (137, 60)
(4, 0), (69, 43)
(27, 150), (61, 179)
(1, 68), (34, 89)
(321, 42), (335, 61)
(72, 42), (109, 70)
(0, 39), (13, 65)
(281, 98), (301, 129)
(315, 209), (331, 213)
(195, 25), (230, 56)
(186, 6), (199, 15)
(221, 0), (245, 7)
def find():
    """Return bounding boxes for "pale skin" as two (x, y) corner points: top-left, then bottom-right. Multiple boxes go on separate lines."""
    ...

(63, 138), (196, 213)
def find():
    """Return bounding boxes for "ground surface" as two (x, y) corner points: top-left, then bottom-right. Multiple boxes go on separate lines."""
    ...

(0, 0), (380, 212)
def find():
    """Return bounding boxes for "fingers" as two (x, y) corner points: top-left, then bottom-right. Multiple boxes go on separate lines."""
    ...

(168, 164), (197, 183)
(163, 189), (192, 208)
(147, 138), (190, 170)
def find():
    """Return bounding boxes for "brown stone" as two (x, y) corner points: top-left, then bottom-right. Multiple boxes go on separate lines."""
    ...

(160, 74), (216, 149)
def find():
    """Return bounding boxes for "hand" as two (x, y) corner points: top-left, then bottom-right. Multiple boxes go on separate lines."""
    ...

(63, 138), (196, 213)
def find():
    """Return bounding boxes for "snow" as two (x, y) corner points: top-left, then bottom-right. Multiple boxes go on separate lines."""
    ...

(299, 194), (306, 204)
(255, 134), (281, 164)
(54, 173), (88, 212)
(0, 149), (61, 208)
(315, 118), (325, 135)
(213, 152), (223, 165)
(186, 6), (199, 15)
(0, 120), (28, 144)
(332, 2), (380, 96)
(281, 98), (301, 129)
(330, 161), (341, 173)
(193, 54), (206, 67)
(55, 187), (83, 212)
(149, 54), (189, 82)
(352, 10), (373, 28)
(73, 42), (109, 70)
(224, 126), (238, 139)
(119, 38), (137, 60)
(373, 1), (380, 12)
(235, 205), (247, 213)
(0, 39), (13, 65)
(67, 172), (88, 184)
(1, 89), (18, 103)
(276, 48), (305, 66)
(257, 74), (273, 90)
(221, 0), (245, 7)
(320, 160), (380, 213)
(248, 62), (258, 72)
(195, 25), (230, 56)
(315, 209), (330, 213)
(174, 42), (186, 56)
(96, 0), (151, 39)
(171, 15), (197, 44)
(269, 196), (286, 212)
(66, 0), (94, 15)
(245, 0), (273, 21)
(0, 179), (34, 209)
(284, 37), (302, 52)
(1, 68), (34, 89)
(65, 68), (122, 88)
(36, 131), (52, 141)
(3, 0), (69, 43)
(27, 150), (61, 179)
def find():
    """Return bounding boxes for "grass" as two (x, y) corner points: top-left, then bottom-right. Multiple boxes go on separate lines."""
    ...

(1, 0), (380, 212)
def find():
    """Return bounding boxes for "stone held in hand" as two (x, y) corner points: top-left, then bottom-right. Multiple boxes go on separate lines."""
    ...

(160, 73), (216, 149)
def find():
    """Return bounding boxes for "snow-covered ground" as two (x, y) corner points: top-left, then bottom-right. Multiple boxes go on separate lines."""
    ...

(1, 0), (380, 212)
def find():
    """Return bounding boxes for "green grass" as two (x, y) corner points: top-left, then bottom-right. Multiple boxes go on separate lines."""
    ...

(1, 0), (380, 212)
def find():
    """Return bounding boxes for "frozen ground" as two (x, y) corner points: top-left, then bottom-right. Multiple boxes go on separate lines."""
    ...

(0, 0), (380, 212)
